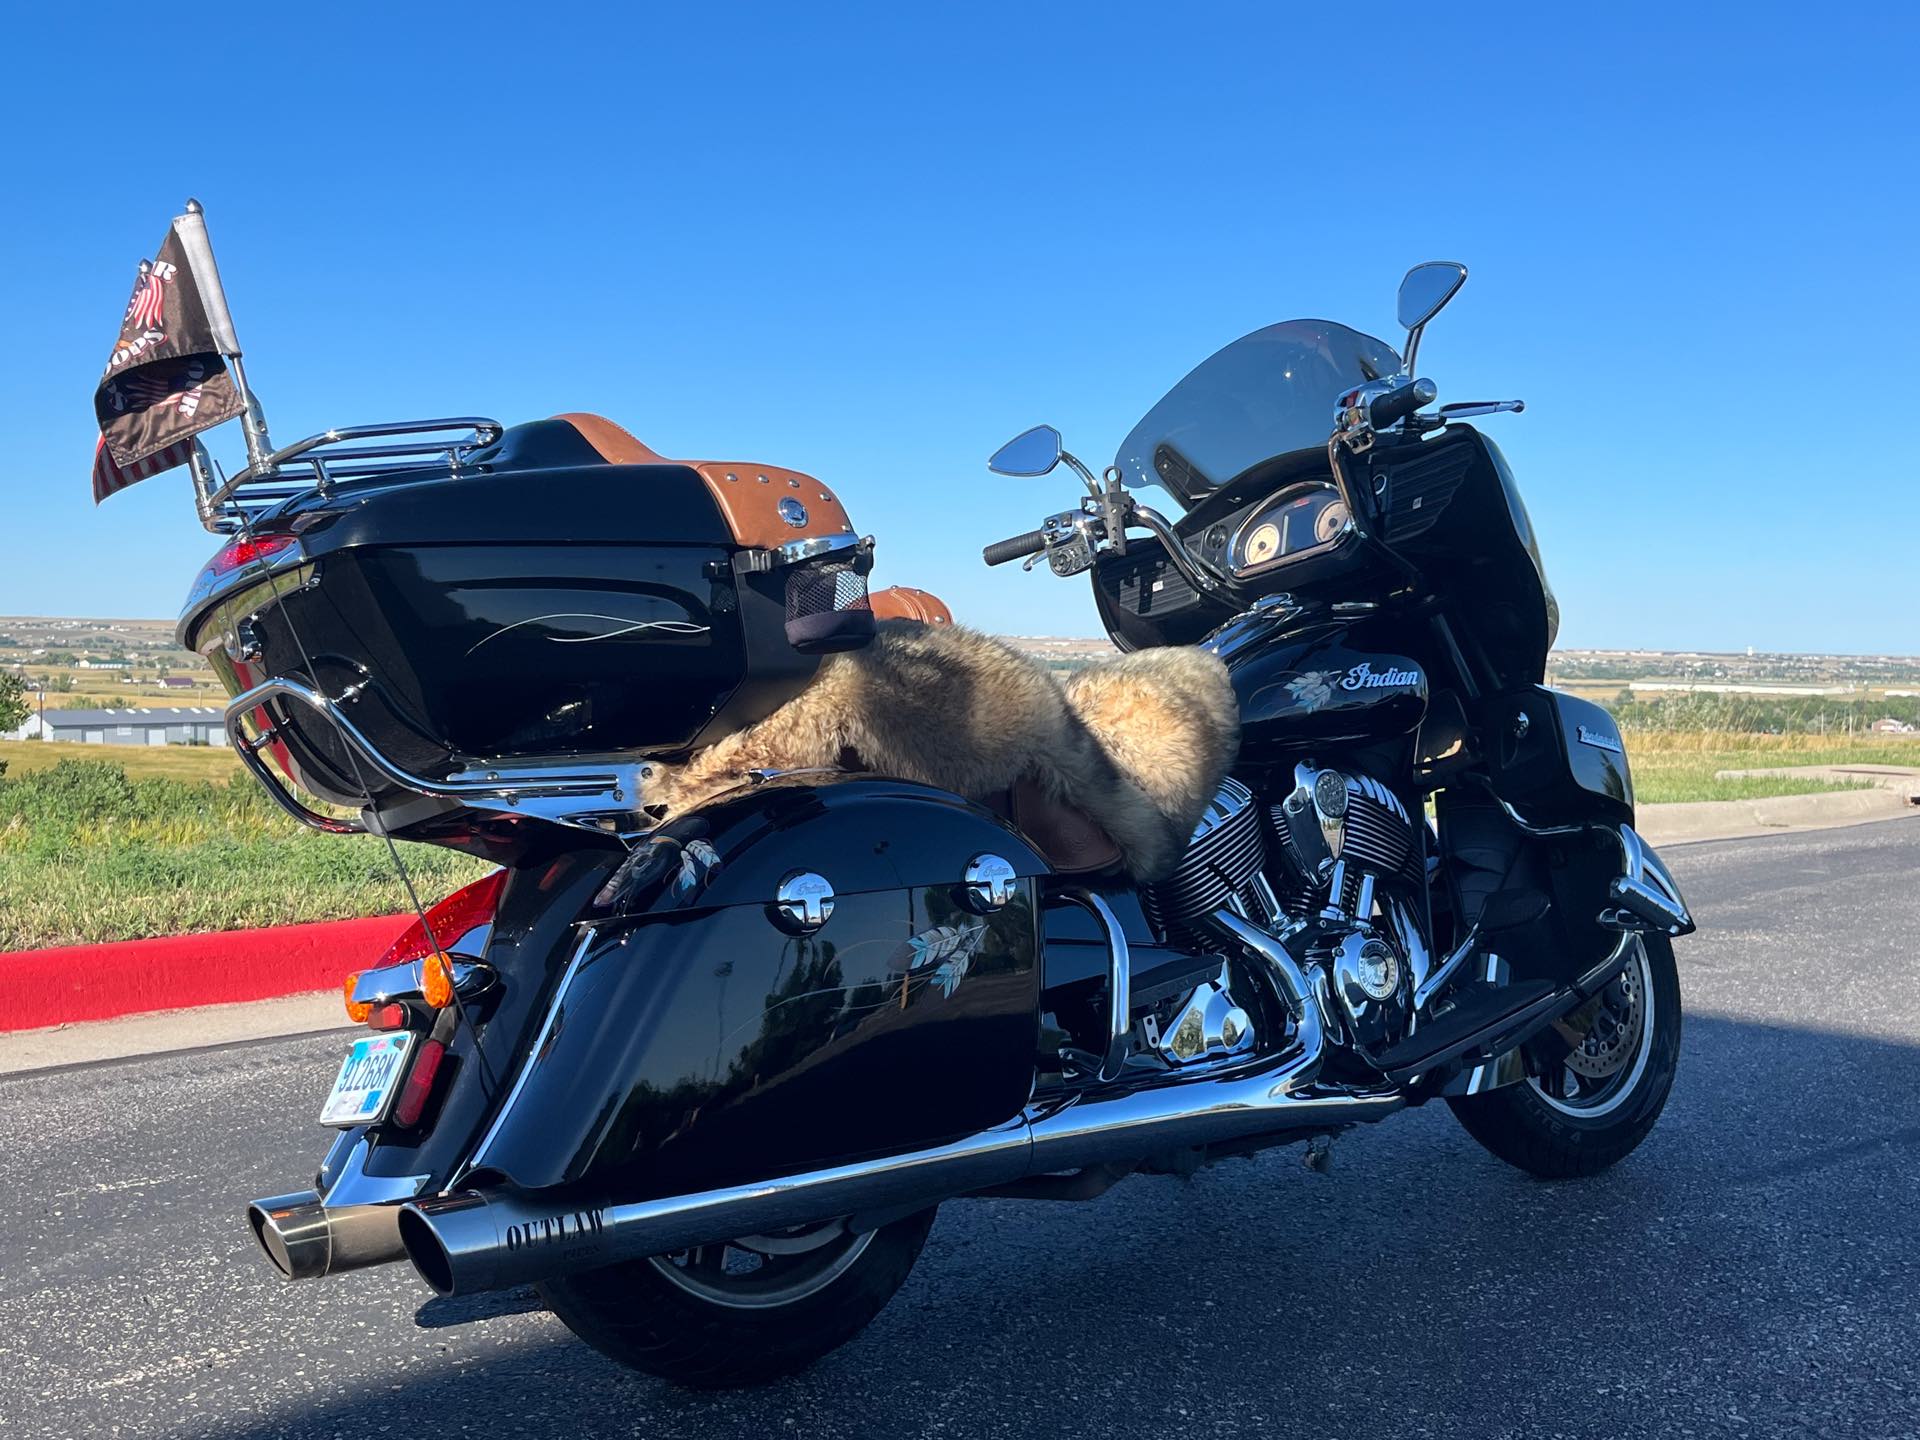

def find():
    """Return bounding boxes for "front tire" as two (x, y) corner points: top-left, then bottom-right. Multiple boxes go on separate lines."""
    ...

(539, 1209), (937, 1388)
(1448, 935), (1681, 1178)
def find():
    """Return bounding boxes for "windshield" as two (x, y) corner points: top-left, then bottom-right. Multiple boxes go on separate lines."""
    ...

(1115, 320), (1401, 505)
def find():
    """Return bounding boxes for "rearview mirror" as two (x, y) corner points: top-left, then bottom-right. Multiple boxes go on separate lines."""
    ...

(988, 425), (1063, 477)
(1397, 261), (1468, 332)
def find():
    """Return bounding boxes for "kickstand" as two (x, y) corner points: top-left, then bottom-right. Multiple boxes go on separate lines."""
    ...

(1302, 1134), (1334, 1174)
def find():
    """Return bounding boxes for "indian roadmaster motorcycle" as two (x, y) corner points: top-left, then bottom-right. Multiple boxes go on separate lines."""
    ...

(211, 262), (1693, 1388)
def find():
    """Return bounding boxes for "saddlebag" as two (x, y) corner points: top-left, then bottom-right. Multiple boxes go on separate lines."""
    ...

(461, 778), (1050, 1198)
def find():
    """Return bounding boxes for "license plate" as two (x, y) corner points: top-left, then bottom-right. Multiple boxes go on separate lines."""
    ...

(319, 1032), (417, 1127)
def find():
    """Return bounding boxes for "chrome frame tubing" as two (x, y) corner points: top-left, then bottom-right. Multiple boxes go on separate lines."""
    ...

(224, 676), (653, 837)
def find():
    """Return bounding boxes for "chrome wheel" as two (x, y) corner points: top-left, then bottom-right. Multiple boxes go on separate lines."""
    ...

(1529, 944), (1655, 1118)
(645, 1219), (876, 1310)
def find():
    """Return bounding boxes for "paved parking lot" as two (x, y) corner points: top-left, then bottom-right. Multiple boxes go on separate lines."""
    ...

(4, 819), (1917, 1439)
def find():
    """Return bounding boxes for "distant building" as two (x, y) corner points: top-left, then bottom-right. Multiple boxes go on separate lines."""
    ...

(158, 676), (196, 689)
(76, 658), (131, 670)
(35, 707), (229, 747)
(1870, 717), (1916, 735)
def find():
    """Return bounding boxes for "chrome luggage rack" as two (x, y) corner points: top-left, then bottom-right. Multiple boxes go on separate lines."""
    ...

(191, 417), (504, 534)
(226, 677), (655, 839)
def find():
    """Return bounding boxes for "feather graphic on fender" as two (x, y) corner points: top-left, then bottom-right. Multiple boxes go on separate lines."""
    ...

(889, 923), (989, 999)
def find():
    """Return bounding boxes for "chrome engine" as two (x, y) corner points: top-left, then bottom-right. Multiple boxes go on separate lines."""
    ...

(1148, 768), (1425, 1062)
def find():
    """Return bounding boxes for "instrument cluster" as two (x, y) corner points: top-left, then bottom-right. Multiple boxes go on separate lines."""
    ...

(1228, 482), (1352, 576)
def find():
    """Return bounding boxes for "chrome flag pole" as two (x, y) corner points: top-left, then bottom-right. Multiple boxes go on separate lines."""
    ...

(171, 198), (275, 476)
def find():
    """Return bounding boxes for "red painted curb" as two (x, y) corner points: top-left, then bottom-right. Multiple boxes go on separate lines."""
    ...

(0, 915), (415, 1033)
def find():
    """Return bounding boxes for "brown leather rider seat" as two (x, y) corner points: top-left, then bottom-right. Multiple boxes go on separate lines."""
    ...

(989, 779), (1125, 874)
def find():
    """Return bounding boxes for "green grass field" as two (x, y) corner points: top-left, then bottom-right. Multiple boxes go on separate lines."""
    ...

(0, 756), (491, 951)
(1623, 731), (1920, 804)
(0, 738), (243, 783)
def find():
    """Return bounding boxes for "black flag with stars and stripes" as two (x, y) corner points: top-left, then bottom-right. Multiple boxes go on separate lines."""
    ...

(91, 221), (245, 501)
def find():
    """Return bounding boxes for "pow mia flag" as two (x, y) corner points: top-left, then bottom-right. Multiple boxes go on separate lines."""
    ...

(91, 214), (246, 501)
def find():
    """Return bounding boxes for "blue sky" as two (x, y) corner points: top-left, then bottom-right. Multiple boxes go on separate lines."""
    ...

(2, 3), (1914, 652)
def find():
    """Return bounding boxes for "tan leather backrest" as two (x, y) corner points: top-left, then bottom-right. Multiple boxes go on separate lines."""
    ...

(553, 412), (857, 550)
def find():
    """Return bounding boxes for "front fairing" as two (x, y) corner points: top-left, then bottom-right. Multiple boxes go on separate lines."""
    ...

(1116, 320), (1402, 506)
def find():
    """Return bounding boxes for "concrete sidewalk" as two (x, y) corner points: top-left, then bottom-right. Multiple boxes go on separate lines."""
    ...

(0, 990), (346, 1076)
(1639, 766), (1920, 847)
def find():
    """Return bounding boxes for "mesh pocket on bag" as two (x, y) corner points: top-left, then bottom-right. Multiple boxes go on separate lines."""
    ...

(784, 543), (875, 653)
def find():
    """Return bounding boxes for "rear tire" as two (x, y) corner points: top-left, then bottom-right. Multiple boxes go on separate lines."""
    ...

(539, 1209), (936, 1388)
(1448, 935), (1681, 1179)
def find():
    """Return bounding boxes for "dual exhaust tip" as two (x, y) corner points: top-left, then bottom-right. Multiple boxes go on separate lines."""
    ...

(247, 1190), (558, 1296)
(247, 1192), (410, 1282)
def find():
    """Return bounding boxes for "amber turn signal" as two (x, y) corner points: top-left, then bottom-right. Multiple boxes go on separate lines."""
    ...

(422, 950), (456, 1010)
(343, 972), (373, 1025)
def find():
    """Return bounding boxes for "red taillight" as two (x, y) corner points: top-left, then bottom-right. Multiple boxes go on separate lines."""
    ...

(379, 870), (507, 968)
(392, 1039), (447, 1128)
(365, 1002), (410, 1031)
(209, 532), (297, 576)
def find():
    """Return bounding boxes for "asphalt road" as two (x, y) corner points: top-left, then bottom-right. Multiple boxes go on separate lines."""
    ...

(5, 818), (1918, 1439)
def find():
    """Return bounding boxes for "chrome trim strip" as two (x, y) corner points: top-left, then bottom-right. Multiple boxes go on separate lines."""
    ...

(319, 1135), (432, 1208)
(774, 532), (868, 566)
(457, 928), (600, 1183)
(350, 958), (494, 1008)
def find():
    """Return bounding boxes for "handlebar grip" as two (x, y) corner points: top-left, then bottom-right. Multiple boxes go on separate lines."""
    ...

(982, 529), (1049, 566)
(1369, 377), (1437, 430)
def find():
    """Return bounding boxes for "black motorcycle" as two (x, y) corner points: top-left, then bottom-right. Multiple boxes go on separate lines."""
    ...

(216, 262), (1692, 1388)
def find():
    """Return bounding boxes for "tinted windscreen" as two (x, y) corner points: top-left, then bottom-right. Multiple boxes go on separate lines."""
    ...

(1115, 320), (1401, 504)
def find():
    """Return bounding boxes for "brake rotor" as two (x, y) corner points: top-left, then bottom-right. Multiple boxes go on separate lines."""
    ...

(1561, 965), (1644, 1079)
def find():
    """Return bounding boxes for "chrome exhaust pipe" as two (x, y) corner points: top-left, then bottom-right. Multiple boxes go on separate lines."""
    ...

(248, 1191), (409, 1280)
(399, 912), (1401, 1297)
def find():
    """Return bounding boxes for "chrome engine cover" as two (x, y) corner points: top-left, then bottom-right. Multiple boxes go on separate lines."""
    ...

(1326, 929), (1410, 1052)
(1271, 765), (1418, 896)
(1144, 777), (1268, 929)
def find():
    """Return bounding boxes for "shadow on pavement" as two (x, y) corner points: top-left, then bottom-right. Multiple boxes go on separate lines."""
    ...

(196, 1011), (1920, 1440)
(412, 1285), (546, 1329)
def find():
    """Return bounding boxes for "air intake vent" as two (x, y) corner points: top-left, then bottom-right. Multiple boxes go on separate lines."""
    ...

(1380, 440), (1475, 543)
(1097, 553), (1199, 617)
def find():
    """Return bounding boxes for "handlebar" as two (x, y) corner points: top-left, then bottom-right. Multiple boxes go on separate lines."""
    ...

(982, 529), (1049, 566)
(1368, 377), (1437, 430)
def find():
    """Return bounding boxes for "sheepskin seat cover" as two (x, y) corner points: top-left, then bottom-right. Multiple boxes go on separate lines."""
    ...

(640, 621), (1239, 882)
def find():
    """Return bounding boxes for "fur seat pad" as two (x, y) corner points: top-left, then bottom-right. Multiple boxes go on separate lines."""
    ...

(640, 622), (1239, 882)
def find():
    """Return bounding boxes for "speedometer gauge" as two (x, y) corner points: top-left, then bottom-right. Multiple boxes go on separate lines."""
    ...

(1314, 500), (1351, 545)
(1243, 522), (1282, 566)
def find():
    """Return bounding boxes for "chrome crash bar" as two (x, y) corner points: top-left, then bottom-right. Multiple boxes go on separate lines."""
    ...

(224, 676), (653, 837)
